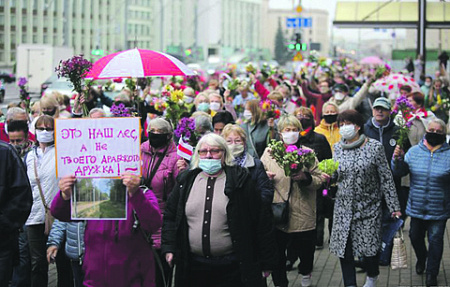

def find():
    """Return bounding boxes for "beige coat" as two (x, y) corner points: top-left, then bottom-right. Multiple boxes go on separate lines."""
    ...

(261, 147), (323, 233)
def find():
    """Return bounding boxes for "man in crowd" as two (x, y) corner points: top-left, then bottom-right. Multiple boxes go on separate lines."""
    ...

(0, 107), (35, 143)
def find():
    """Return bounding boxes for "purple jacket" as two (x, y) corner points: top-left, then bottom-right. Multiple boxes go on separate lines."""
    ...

(141, 140), (180, 249)
(51, 189), (162, 287)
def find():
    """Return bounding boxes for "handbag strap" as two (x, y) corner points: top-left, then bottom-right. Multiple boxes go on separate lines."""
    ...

(246, 124), (259, 159)
(33, 152), (49, 211)
(144, 146), (169, 189)
(274, 180), (293, 203)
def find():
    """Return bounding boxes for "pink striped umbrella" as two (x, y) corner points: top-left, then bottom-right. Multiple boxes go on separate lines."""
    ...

(85, 48), (195, 79)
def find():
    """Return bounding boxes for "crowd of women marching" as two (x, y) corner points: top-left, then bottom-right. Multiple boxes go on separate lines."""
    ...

(1, 56), (450, 287)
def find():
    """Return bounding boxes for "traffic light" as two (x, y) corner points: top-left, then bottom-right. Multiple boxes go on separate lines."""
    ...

(184, 48), (192, 56)
(288, 33), (307, 51)
(91, 49), (104, 56)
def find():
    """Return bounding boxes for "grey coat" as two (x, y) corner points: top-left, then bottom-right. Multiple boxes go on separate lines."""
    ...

(329, 138), (401, 258)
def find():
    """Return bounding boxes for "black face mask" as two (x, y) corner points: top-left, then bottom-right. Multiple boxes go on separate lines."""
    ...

(425, 132), (446, 147)
(149, 132), (170, 149)
(300, 118), (313, 130)
(323, 114), (338, 124)
(43, 108), (56, 116)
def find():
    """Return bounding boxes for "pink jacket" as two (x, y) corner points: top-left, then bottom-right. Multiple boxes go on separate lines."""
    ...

(141, 140), (180, 249)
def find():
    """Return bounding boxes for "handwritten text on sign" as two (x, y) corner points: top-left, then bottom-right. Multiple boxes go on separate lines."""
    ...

(55, 118), (141, 178)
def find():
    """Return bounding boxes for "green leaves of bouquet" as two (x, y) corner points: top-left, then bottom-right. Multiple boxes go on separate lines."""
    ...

(268, 139), (316, 177)
(318, 159), (339, 176)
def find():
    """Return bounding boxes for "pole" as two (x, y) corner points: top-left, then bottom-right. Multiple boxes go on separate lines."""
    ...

(418, 0), (426, 72)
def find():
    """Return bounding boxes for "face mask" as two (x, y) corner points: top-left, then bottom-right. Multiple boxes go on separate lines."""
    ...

(197, 102), (210, 112)
(184, 96), (194, 104)
(319, 87), (329, 94)
(43, 108), (57, 117)
(334, 92), (345, 101)
(149, 132), (169, 149)
(229, 144), (245, 157)
(424, 82), (431, 87)
(339, 124), (358, 140)
(199, 158), (222, 175)
(210, 102), (221, 111)
(425, 132), (446, 146)
(36, 130), (54, 143)
(323, 114), (338, 124)
(243, 110), (252, 120)
(282, 131), (299, 145)
(300, 119), (312, 130)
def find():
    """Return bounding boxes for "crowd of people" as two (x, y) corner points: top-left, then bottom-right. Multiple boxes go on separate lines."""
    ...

(0, 56), (449, 287)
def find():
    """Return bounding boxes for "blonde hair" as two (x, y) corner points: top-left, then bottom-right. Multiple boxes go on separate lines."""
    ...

(246, 99), (263, 125)
(322, 101), (339, 114)
(268, 91), (283, 102)
(190, 133), (235, 169)
(221, 124), (247, 143)
(40, 95), (60, 118)
(194, 92), (210, 105)
(209, 93), (223, 104)
(277, 114), (302, 131)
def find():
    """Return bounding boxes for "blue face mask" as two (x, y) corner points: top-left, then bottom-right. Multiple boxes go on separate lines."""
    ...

(197, 102), (210, 112)
(199, 159), (222, 174)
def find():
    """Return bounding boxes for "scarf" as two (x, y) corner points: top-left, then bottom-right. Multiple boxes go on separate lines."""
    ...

(234, 152), (247, 167)
(340, 134), (367, 150)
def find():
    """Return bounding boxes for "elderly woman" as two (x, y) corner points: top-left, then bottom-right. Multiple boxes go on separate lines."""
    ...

(141, 118), (180, 287)
(25, 115), (59, 287)
(194, 93), (216, 117)
(161, 133), (277, 287)
(403, 92), (437, 146)
(241, 99), (275, 159)
(392, 119), (450, 287)
(330, 110), (401, 287)
(260, 115), (323, 287)
(315, 102), (341, 152)
(221, 124), (273, 204)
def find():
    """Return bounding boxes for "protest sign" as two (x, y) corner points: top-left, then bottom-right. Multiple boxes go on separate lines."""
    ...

(55, 117), (141, 178)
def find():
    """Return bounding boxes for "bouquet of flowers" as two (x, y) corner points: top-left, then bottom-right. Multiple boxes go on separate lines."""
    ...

(110, 102), (132, 117)
(308, 50), (320, 63)
(161, 84), (174, 98)
(268, 139), (316, 177)
(392, 95), (415, 154)
(55, 55), (92, 116)
(245, 62), (257, 74)
(174, 117), (199, 147)
(17, 77), (31, 114)
(165, 89), (188, 127)
(375, 64), (391, 79)
(227, 78), (240, 91)
(318, 159), (339, 197)
(260, 63), (276, 81)
(151, 97), (167, 113)
(261, 100), (281, 119)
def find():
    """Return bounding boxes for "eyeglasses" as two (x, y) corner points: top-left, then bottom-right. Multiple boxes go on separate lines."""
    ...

(36, 127), (54, 131)
(198, 149), (223, 156)
(9, 139), (24, 144)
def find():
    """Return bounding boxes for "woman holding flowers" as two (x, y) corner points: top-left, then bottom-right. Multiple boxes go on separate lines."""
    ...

(260, 115), (323, 287)
(330, 109), (401, 287)
(141, 118), (181, 287)
(403, 92), (437, 146)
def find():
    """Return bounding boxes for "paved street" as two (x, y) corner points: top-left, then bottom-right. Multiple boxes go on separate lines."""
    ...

(48, 217), (450, 287)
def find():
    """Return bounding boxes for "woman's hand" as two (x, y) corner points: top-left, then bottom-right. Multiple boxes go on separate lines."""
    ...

(393, 145), (405, 160)
(176, 159), (188, 171)
(59, 175), (76, 201)
(321, 173), (331, 183)
(166, 253), (174, 268)
(262, 271), (271, 278)
(121, 173), (141, 197)
(46, 245), (58, 264)
(392, 211), (402, 219)
(291, 171), (307, 181)
(266, 171), (276, 180)
(267, 117), (274, 128)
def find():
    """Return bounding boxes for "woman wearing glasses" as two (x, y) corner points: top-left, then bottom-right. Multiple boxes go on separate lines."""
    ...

(25, 115), (59, 287)
(392, 119), (450, 287)
(161, 133), (277, 287)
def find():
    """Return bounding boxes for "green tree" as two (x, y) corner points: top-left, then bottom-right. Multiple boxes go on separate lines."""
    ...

(274, 18), (290, 65)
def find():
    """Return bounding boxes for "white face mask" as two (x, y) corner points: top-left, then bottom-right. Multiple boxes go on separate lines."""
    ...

(282, 131), (299, 145)
(36, 130), (54, 143)
(334, 92), (345, 101)
(424, 82), (431, 87)
(184, 96), (194, 104)
(243, 110), (252, 120)
(339, 124), (358, 140)
(229, 144), (245, 157)
(210, 102), (221, 111)
(319, 87), (329, 94)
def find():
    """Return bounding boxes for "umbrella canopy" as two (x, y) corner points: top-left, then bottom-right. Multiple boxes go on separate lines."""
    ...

(360, 56), (385, 65)
(86, 48), (196, 79)
(372, 73), (421, 99)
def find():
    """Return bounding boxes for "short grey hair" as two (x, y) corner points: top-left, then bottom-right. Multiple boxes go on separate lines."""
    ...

(195, 115), (213, 133)
(277, 114), (302, 132)
(190, 133), (235, 169)
(148, 117), (173, 134)
(89, 108), (106, 117)
(427, 118), (447, 134)
(6, 107), (27, 121)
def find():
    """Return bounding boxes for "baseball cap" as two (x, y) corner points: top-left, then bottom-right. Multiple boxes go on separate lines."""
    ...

(373, 97), (391, 110)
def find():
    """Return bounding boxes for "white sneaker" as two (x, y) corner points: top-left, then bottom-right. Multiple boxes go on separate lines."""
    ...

(363, 276), (378, 287)
(301, 274), (312, 287)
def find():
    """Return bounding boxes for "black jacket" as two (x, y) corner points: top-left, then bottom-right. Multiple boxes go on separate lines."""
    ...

(0, 141), (32, 234)
(298, 131), (332, 162)
(161, 166), (277, 286)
